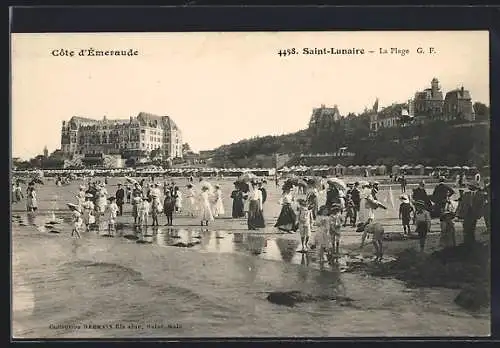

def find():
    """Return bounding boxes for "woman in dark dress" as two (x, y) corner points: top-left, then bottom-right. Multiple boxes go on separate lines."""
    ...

(274, 183), (298, 232)
(231, 182), (246, 218)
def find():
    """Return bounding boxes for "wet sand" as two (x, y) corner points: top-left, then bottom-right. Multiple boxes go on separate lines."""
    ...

(11, 177), (490, 338)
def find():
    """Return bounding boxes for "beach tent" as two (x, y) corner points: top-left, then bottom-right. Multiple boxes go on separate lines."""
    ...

(392, 165), (401, 175)
(414, 164), (425, 176)
(334, 164), (345, 176)
(376, 165), (387, 176)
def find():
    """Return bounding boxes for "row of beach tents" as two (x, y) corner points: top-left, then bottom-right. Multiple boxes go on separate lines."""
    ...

(13, 164), (483, 178)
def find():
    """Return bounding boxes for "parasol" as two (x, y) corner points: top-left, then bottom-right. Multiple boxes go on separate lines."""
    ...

(31, 177), (44, 185)
(125, 176), (139, 185)
(66, 203), (80, 212)
(200, 180), (214, 192)
(239, 172), (258, 183)
(327, 177), (347, 192)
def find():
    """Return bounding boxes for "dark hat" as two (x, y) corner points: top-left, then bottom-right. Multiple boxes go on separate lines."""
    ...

(414, 200), (425, 207)
(330, 203), (342, 212)
(108, 196), (116, 201)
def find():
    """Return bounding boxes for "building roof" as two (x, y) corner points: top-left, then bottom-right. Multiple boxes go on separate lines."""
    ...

(376, 103), (408, 120)
(70, 116), (100, 124)
(446, 88), (471, 100)
(136, 112), (179, 131)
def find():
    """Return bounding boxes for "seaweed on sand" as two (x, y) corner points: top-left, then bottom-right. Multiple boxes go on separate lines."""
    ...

(366, 242), (490, 311)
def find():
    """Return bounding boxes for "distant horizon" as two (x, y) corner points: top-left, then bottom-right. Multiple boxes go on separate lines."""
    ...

(12, 31), (489, 160)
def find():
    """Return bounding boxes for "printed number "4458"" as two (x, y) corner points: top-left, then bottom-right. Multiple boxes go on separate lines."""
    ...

(278, 48), (297, 57)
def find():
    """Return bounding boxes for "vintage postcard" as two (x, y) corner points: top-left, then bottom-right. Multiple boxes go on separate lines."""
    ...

(11, 31), (490, 338)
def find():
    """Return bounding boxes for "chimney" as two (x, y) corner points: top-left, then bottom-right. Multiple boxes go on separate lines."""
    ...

(461, 86), (464, 95)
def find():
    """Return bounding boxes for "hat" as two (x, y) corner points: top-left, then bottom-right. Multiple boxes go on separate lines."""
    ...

(400, 194), (409, 203)
(439, 176), (446, 182)
(330, 203), (342, 212)
(85, 193), (94, 198)
(154, 183), (159, 186)
(414, 200), (426, 207)
(108, 196), (116, 201)
(354, 181), (360, 186)
(79, 185), (85, 190)
(372, 181), (379, 186)
(215, 184), (220, 189)
(467, 181), (481, 191)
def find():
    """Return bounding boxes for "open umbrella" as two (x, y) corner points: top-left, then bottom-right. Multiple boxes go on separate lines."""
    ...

(327, 177), (347, 192)
(239, 172), (258, 183)
(31, 177), (44, 185)
(66, 203), (80, 212)
(307, 177), (322, 189)
(125, 176), (138, 185)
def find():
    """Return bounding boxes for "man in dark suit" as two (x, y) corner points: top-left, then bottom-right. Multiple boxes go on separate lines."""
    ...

(115, 183), (125, 216)
(350, 181), (361, 225)
(461, 181), (486, 246)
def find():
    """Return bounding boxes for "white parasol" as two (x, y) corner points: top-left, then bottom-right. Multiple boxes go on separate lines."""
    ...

(125, 176), (139, 185)
(327, 177), (347, 192)
(239, 172), (258, 183)
(66, 203), (80, 212)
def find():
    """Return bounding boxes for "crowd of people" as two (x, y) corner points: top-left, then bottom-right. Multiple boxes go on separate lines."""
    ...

(12, 171), (491, 263)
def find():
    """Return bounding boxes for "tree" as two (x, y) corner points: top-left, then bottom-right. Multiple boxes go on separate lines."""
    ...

(150, 148), (161, 161)
(182, 143), (192, 154)
(473, 102), (490, 121)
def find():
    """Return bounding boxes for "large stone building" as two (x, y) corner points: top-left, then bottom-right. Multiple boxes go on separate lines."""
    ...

(411, 78), (444, 118)
(443, 86), (475, 121)
(61, 112), (183, 160)
(370, 102), (410, 133)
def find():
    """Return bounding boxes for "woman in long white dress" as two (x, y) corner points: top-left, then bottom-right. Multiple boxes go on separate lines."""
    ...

(358, 182), (376, 227)
(183, 184), (198, 217)
(211, 185), (225, 217)
(95, 184), (108, 231)
(174, 186), (183, 213)
(199, 186), (214, 226)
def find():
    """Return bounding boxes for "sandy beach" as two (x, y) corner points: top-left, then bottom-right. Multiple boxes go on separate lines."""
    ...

(11, 177), (490, 338)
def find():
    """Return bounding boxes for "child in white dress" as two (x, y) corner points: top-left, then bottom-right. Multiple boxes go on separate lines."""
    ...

(199, 186), (215, 226)
(297, 199), (313, 251)
(314, 205), (332, 262)
(106, 197), (119, 236)
(71, 208), (82, 239)
(174, 186), (183, 213)
(212, 185), (225, 217)
(329, 204), (343, 255)
(184, 184), (197, 217)
(138, 197), (151, 231)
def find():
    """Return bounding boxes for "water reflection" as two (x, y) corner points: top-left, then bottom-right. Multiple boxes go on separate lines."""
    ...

(274, 238), (300, 263)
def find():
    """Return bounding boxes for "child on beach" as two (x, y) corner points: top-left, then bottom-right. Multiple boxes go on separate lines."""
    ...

(314, 205), (332, 262)
(343, 193), (356, 227)
(414, 200), (432, 252)
(163, 190), (176, 226)
(106, 197), (119, 236)
(137, 197), (150, 231)
(330, 204), (343, 255)
(297, 199), (313, 252)
(399, 194), (414, 235)
(71, 207), (82, 239)
(360, 221), (385, 262)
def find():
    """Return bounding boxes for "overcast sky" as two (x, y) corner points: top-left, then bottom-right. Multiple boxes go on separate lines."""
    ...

(12, 31), (489, 160)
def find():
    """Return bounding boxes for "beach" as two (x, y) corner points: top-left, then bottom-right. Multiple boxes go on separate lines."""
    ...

(11, 177), (490, 338)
